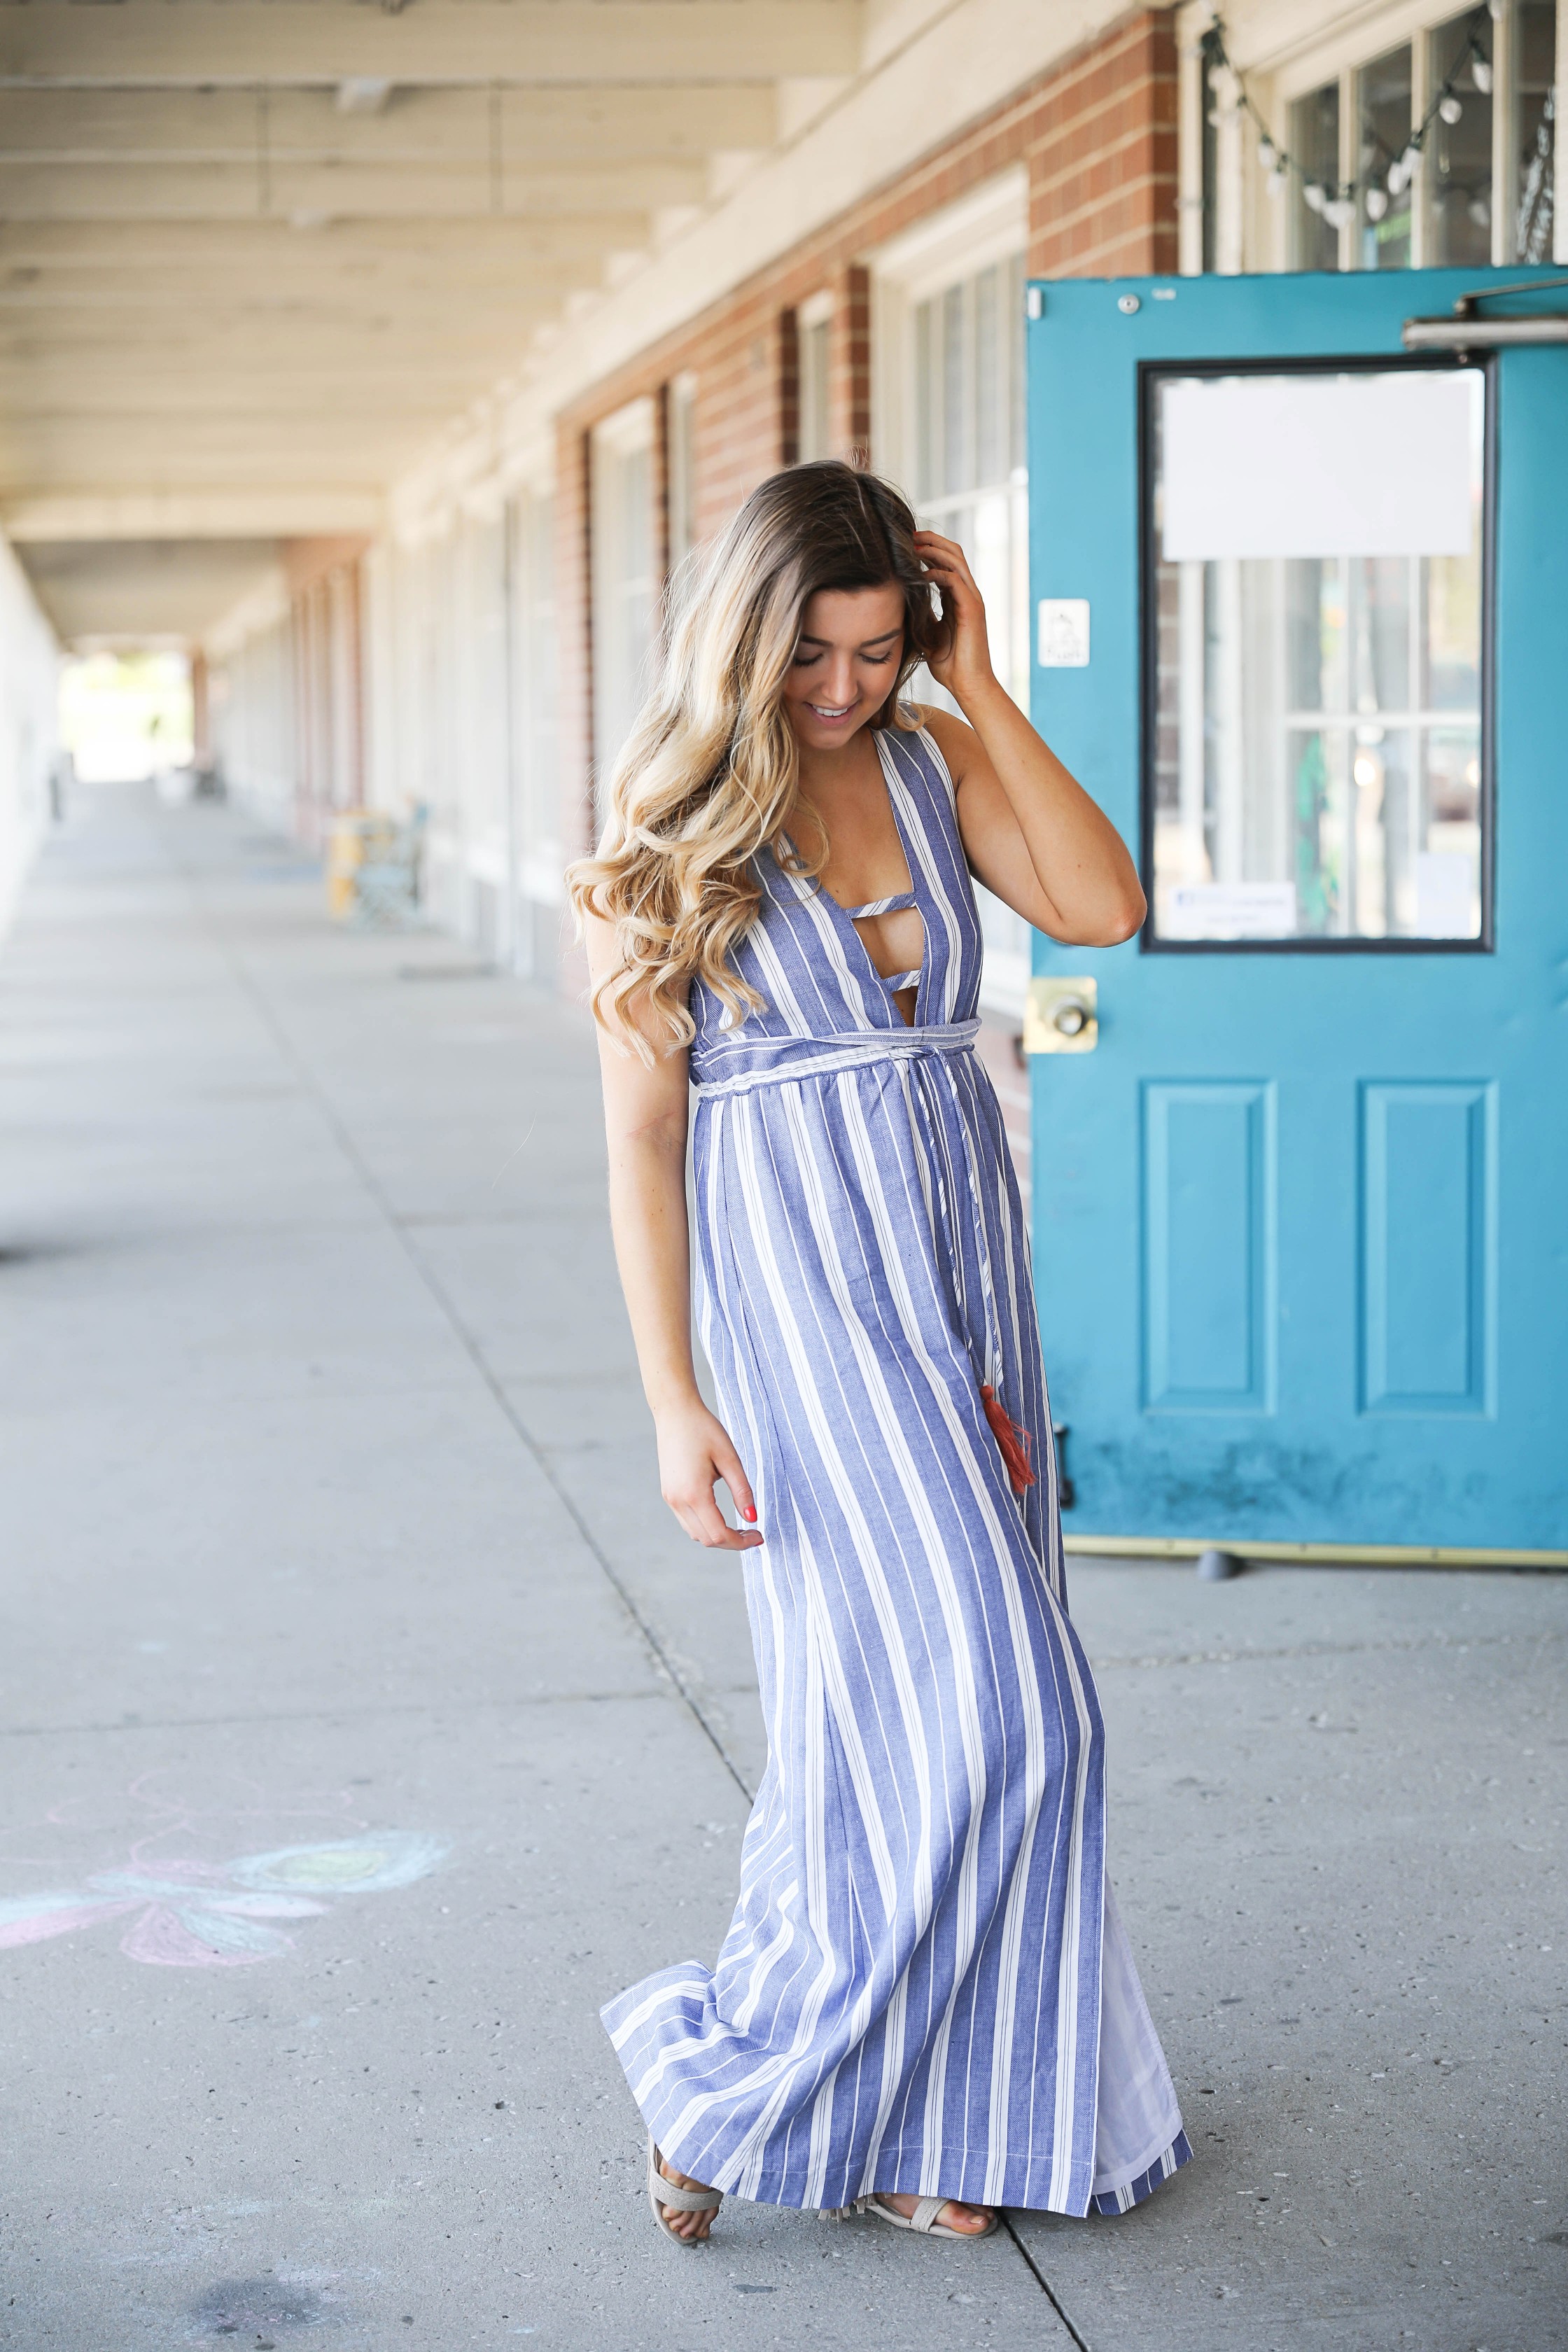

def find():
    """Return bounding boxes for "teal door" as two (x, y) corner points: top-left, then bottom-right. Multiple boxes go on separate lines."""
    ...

(1026, 267), (1567, 1561)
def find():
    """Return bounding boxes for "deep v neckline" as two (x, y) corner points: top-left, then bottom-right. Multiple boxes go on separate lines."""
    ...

(801, 734), (926, 1028)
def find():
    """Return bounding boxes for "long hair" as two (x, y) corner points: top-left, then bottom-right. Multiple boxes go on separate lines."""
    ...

(566, 460), (951, 1061)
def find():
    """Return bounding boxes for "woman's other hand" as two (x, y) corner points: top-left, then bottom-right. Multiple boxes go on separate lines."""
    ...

(915, 529), (998, 711)
(655, 1399), (764, 1550)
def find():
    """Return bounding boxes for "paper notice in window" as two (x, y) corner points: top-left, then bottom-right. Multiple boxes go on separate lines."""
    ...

(1161, 371), (1478, 562)
(1415, 850), (1476, 938)
(1164, 881), (1298, 939)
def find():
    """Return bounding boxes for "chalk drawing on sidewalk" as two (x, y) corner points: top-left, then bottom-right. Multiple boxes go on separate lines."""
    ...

(0, 1833), (449, 1968)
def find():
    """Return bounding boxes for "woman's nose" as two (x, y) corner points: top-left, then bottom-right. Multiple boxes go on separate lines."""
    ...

(823, 654), (856, 704)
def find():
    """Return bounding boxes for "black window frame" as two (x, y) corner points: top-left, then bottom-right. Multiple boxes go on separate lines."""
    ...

(1136, 349), (1498, 956)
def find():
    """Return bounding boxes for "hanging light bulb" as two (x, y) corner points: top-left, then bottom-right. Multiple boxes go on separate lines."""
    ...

(1468, 192), (1491, 226)
(1365, 186), (1390, 222)
(1387, 158), (1408, 195)
(1266, 167), (1287, 198)
(1471, 56), (1494, 94)
(1439, 92), (1464, 123)
(1324, 196), (1355, 229)
(1487, 0), (1502, 18)
(1398, 143), (1420, 184)
(1303, 181), (1326, 212)
(1258, 138), (1278, 171)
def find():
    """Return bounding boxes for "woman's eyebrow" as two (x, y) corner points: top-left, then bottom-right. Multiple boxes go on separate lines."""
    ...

(796, 626), (903, 650)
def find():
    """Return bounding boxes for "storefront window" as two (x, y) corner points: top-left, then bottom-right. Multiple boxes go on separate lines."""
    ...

(798, 308), (833, 463)
(1292, 79), (1342, 266)
(912, 254), (1028, 704)
(1358, 46), (1414, 267)
(1516, 0), (1558, 260)
(1427, 10), (1496, 262)
(911, 251), (1031, 1007)
(1203, 2), (1558, 274)
(590, 403), (655, 805)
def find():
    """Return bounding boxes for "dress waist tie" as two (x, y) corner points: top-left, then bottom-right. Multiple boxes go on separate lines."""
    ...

(690, 1018), (981, 1100)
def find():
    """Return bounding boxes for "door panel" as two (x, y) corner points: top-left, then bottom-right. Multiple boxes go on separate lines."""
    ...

(1026, 267), (1567, 1555)
(1142, 1081), (1275, 1415)
(1359, 1079), (1494, 1418)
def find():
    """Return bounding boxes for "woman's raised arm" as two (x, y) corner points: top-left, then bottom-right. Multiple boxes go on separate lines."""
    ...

(584, 913), (763, 1553)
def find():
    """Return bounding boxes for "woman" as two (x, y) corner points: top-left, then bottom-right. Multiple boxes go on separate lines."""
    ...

(571, 461), (1190, 2247)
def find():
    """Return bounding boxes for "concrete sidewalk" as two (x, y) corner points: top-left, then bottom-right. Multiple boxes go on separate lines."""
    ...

(1, 786), (1563, 2352)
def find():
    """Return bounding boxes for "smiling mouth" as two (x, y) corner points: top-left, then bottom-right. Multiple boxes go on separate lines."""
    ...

(808, 701), (855, 720)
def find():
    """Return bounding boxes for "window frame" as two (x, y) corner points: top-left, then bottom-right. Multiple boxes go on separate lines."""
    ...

(1179, 0), (1564, 275)
(1135, 348), (1498, 956)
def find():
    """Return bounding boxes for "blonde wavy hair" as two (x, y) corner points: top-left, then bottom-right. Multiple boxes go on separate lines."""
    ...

(566, 459), (951, 1060)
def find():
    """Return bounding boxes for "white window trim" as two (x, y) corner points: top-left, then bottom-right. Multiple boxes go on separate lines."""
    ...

(797, 287), (835, 330)
(593, 393), (655, 458)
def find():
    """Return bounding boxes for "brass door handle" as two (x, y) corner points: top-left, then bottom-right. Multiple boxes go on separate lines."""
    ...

(1024, 976), (1098, 1055)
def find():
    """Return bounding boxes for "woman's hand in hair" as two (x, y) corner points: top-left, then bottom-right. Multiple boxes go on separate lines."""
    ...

(656, 1397), (764, 1552)
(914, 530), (997, 711)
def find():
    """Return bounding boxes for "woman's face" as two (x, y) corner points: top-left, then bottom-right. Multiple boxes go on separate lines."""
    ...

(783, 583), (906, 753)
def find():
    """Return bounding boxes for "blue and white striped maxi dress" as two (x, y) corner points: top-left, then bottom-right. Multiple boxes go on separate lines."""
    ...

(603, 720), (1191, 2218)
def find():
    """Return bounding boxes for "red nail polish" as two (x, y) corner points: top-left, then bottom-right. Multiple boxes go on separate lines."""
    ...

(742, 1506), (757, 1522)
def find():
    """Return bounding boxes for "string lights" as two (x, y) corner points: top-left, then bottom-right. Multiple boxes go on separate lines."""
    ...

(1202, 6), (1497, 232)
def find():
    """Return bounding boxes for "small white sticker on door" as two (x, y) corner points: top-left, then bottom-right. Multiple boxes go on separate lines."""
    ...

(1038, 598), (1090, 667)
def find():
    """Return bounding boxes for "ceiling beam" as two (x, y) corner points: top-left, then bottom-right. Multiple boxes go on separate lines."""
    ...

(0, 160), (709, 220)
(4, 493), (384, 540)
(0, 215), (649, 270)
(0, 276), (603, 318)
(0, 85), (779, 161)
(0, 345), (549, 385)
(0, 419), (443, 474)
(0, 2), (864, 89)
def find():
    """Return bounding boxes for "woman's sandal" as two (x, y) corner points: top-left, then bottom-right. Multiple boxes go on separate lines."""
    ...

(851, 2193), (998, 2241)
(647, 2134), (722, 2244)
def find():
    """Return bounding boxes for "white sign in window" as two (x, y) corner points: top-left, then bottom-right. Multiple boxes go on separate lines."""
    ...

(1161, 371), (1476, 563)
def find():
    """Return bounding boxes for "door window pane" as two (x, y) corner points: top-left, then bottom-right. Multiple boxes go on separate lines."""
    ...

(1516, 0), (1558, 262)
(1147, 366), (1488, 946)
(1292, 80), (1341, 266)
(1358, 46), (1413, 268)
(1428, 11), (1495, 262)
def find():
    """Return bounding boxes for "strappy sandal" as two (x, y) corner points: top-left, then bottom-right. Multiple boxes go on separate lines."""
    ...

(853, 2192), (998, 2241)
(647, 2135), (722, 2244)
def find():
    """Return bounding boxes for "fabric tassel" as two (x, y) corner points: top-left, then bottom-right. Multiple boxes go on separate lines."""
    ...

(981, 1383), (1036, 1495)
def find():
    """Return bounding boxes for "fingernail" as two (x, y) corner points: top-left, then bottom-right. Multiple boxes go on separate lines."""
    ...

(742, 1506), (757, 1522)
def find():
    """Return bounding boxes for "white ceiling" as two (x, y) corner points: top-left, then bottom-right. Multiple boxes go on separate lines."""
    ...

(0, 0), (865, 559)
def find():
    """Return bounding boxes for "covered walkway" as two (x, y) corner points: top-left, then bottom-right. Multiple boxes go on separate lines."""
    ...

(2, 787), (1562, 2349)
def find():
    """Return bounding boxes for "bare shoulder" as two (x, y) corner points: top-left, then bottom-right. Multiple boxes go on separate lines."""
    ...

(908, 704), (979, 780)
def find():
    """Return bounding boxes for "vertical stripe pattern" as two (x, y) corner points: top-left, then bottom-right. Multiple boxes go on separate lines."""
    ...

(602, 721), (1189, 2218)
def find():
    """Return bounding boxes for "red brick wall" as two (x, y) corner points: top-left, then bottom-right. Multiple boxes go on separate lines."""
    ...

(554, 2), (1176, 1001)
